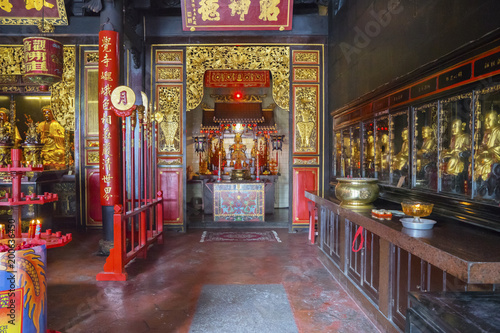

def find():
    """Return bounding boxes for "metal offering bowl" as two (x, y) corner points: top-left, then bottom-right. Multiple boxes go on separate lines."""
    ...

(401, 201), (434, 222)
(335, 178), (379, 209)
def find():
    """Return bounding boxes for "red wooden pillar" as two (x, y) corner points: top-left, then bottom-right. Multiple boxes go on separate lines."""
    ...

(98, 30), (122, 245)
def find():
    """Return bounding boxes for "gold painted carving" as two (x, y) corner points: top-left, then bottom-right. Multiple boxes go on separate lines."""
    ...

(259, 0), (280, 21)
(295, 86), (317, 152)
(50, 46), (76, 131)
(0, 46), (24, 75)
(86, 51), (99, 64)
(293, 50), (319, 64)
(228, 0), (251, 21)
(87, 151), (100, 164)
(157, 66), (182, 82)
(294, 67), (318, 82)
(157, 50), (183, 64)
(158, 157), (182, 165)
(293, 157), (319, 165)
(186, 46), (289, 111)
(0, 0), (68, 26)
(198, 0), (220, 21)
(157, 86), (181, 152)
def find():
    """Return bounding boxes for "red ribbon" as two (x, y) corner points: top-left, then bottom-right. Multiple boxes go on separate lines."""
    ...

(352, 226), (364, 253)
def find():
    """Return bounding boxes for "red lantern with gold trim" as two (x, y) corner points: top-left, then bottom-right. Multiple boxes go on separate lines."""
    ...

(23, 37), (63, 91)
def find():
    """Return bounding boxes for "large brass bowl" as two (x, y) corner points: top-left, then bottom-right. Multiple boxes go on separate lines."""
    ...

(335, 178), (379, 209)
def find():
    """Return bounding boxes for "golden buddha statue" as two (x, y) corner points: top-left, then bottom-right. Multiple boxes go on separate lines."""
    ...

(416, 126), (437, 171)
(0, 107), (22, 146)
(365, 132), (375, 168)
(230, 133), (247, 169)
(474, 108), (500, 181)
(376, 133), (389, 172)
(37, 106), (66, 169)
(392, 128), (409, 171)
(442, 119), (470, 176)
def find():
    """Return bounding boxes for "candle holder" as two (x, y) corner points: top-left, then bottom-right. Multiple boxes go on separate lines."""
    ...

(400, 201), (436, 229)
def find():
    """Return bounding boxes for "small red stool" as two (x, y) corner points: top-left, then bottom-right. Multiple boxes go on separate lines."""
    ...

(307, 200), (318, 245)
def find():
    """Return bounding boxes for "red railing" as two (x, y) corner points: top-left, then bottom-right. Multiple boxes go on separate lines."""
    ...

(97, 101), (163, 281)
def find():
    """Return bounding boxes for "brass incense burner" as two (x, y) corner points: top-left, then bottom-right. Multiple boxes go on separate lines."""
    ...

(335, 178), (379, 209)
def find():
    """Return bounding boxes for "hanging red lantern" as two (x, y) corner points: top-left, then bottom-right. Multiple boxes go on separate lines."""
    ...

(23, 37), (63, 91)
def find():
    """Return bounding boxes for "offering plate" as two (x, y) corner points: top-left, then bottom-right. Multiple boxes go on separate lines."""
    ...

(400, 218), (436, 230)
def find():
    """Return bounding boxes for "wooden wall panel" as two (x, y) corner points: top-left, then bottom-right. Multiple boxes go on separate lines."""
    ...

(158, 168), (183, 227)
(86, 169), (102, 226)
(292, 167), (318, 226)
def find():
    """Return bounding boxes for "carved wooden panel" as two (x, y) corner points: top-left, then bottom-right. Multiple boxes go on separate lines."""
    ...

(292, 167), (319, 227)
(156, 84), (183, 154)
(293, 66), (319, 83)
(86, 149), (99, 166)
(156, 50), (184, 64)
(292, 50), (320, 64)
(85, 67), (99, 136)
(156, 66), (183, 82)
(157, 156), (183, 165)
(293, 156), (319, 165)
(158, 168), (183, 227)
(86, 169), (102, 227)
(293, 84), (319, 154)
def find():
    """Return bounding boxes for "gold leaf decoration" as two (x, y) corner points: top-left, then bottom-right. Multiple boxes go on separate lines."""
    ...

(157, 85), (181, 152)
(186, 46), (289, 111)
(50, 46), (76, 131)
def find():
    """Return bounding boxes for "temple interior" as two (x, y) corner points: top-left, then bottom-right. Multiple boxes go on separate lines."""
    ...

(0, 0), (500, 332)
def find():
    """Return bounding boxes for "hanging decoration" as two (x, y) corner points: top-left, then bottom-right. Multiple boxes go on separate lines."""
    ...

(0, 0), (68, 27)
(23, 37), (63, 91)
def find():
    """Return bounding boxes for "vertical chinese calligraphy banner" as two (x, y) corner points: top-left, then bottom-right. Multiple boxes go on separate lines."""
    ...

(181, 0), (293, 31)
(0, 0), (68, 26)
(98, 30), (121, 206)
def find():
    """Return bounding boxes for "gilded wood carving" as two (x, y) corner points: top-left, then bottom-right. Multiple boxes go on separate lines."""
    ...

(294, 85), (318, 153)
(50, 46), (76, 131)
(185, 46), (289, 110)
(157, 85), (182, 153)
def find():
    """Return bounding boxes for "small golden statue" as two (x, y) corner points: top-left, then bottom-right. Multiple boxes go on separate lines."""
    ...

(0, 107), (21, 146)
(392, 128), (409, 171)
(474, 108), (500, 181)
(376, 133), (389, 172)
(365, 132), (375, 168)
(230, 133), (247, 170)
(416, 126), (437, 171)
(37, 106), (66, 169)
(442, 119), (470, 176)
(23, 115), (43, 167)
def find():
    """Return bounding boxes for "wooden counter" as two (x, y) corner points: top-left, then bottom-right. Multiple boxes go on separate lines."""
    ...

(305, 190), (500, 332)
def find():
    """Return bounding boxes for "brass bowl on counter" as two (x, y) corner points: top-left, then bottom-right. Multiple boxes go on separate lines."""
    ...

(334, 178), (379, 209)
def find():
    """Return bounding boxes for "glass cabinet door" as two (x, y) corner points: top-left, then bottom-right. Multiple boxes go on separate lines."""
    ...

(439, 94), (472, 196)
(334, 131), (341, 178)
(363, 121), (375, 178)
(474, 86), (500, 202)
(390, 111), (409, 187)
(375, 117), (389, 183)
(413, 103), (438, 191)
(352, 125), (361, 178)
(341, 129), (351, 177)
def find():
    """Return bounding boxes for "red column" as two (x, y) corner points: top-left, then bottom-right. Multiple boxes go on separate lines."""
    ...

(99, 31), (122, 242)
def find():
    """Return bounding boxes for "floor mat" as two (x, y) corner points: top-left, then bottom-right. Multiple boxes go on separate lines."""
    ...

(189, 284), (298, 333)
(200, 230), (281, 242)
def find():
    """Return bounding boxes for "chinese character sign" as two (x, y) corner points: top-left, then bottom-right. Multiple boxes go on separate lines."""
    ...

(0, 0), (68, 26)
(181, 0), (293, 31)
(98, 30), (121, 206)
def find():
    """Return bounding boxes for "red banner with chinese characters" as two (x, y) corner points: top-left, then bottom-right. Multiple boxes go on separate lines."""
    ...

(204, 70), (270, 87)
(0, 0), (68, 26)
(98, 30), (121, 206)
(181, 0), (293, 31)
(23, 37), (63, 86)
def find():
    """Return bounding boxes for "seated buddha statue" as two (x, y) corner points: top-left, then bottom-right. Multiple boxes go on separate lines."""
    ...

(392, 128), (409, 171)
(416, 126), (437, 172)
(365, 133), (375, 169)
(375, 133), (389, 173)
(474, 108), (500, 181)
(230, 133), (247, 170)
(442, 119), (470, 176)
(37, 106), (66, 168)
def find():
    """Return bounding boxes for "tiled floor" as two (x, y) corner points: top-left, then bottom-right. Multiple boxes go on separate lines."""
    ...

(47, 228), (382, 333)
